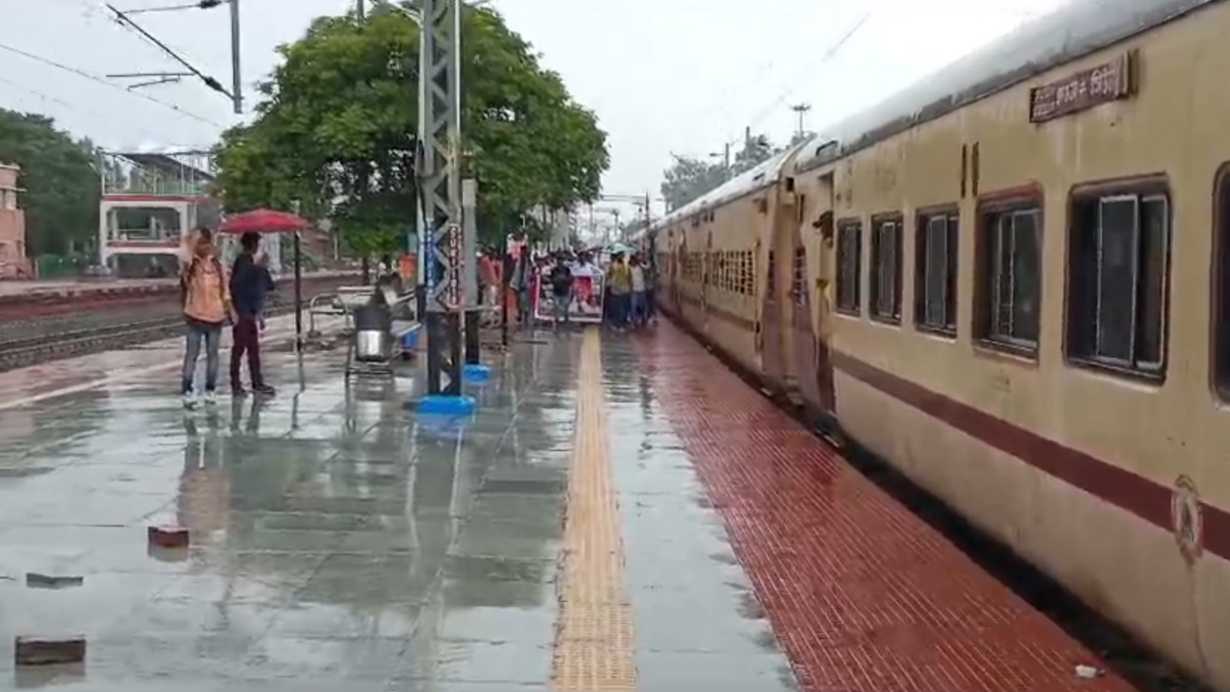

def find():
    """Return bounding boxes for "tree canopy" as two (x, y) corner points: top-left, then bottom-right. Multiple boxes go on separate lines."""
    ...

(0, 109), (99, 257)
(659, 133), (777, 212)
(216, 4), (609, 253)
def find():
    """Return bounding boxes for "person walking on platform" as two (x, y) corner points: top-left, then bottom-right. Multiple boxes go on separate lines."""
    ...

(180, 228), (235, 409)
(548, 254), (575, 330)
(629, 254), (647, 328)
(606, 253), (632, 330)
(229, 231), (276, 398)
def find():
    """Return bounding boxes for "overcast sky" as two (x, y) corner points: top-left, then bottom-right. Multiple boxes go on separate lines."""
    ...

(2, 0), (1065, 215)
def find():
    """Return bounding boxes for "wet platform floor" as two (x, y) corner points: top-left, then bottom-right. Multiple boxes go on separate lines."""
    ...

(0, 317), (1133, 691)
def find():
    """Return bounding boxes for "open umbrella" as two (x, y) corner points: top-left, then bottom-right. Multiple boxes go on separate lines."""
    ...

(219, 208), (311, 349)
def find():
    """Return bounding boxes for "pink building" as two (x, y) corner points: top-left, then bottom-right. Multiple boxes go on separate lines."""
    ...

(0, 164), (32, 280)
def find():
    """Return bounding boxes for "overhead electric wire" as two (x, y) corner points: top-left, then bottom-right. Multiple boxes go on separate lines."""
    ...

(0, 40), (224, 127)
(121, 0), (226, 13)
(104, 2), (232, 97)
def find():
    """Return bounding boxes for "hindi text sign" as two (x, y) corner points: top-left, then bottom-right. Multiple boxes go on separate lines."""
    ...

(1030, 52), (1133, 123)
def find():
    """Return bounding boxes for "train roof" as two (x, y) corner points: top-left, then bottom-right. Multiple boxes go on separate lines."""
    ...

(651, 137), (816, 232)
(793, 0), (1219, 171)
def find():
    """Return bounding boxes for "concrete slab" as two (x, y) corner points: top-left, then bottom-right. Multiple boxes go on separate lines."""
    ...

(0, 323), (581, 690)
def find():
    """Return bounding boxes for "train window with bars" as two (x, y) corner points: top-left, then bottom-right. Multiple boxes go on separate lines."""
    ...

(978, 202), (1041, 353)
(792, 247), (807, 306)
(915, 211), (959, 335)
(836, 222), (861, 314)
(1215, 167), (1230, 398)
(870, 217), (903, 323)
(1068, 182), (1169, 377)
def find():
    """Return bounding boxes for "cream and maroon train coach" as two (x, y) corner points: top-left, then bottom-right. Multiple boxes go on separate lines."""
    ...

(649, 0), (1230, 686)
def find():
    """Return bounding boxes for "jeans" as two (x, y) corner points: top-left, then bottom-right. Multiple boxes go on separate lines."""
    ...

(230, 314), (263, 388)
(182, 319), (222, 394)
(552, 293), (571, 324)
(630, 291), (647, 325)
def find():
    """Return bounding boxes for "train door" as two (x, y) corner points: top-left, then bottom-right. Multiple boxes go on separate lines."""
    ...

(791, 175), (835, 413)
(702, 230), (713, 333)
(760, 192), (789, 388)
(804, 174), (837, 413)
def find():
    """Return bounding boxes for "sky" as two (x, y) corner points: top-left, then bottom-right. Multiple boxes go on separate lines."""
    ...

(1, 0), (1067, 218)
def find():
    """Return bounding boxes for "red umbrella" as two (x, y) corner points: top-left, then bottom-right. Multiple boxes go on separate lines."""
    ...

(219, 209), (309, 235)
(218, 208), (313, 349)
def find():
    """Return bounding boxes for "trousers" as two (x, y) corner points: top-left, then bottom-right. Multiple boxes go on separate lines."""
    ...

(182, 319), (222, 394)
(230, 315), (263, 387)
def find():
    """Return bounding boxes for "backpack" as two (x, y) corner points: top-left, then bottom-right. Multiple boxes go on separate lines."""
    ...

(181, 256), (225, 308)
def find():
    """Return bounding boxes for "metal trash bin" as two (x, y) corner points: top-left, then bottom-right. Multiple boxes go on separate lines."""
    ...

(353, 304), (392, 363)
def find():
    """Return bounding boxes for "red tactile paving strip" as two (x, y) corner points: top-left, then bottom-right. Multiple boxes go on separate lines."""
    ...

(635, 322), (1137, 692)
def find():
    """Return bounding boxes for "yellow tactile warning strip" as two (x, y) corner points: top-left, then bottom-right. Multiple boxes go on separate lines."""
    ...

(552, 327), (637, 691)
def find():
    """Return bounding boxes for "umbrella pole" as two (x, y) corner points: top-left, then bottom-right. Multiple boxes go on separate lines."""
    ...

(294, 231), (303, 351)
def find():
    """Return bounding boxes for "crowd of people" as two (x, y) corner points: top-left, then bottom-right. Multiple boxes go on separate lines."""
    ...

(494, 247), (656, 331)
(176, 230), (656, 407)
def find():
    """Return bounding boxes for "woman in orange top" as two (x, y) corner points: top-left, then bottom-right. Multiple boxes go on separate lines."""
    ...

(180, 228), (234, 408)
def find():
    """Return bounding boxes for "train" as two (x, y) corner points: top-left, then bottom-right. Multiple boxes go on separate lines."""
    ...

(637, 0), (1230, 687)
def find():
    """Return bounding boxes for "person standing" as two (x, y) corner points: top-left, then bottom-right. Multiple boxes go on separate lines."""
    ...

(629, 255), (647, 328)
(548, 254), (575, 330)
(606, 253), (632, 330)
(229, 231), (277, 397)
(180, 228), (234, 409)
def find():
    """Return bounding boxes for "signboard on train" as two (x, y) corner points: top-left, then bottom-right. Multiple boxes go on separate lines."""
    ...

(1029, 51), (1133, 123)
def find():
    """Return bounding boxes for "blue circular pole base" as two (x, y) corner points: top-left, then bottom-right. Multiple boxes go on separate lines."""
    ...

(416, 394), (477, 415)
(463, 363), (492, 382)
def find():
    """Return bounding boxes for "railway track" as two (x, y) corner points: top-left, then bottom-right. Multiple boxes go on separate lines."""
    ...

(0, 276), (356, 373)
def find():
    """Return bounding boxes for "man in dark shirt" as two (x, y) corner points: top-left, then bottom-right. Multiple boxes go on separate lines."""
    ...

(549, 255), (574, 329)
(229, 232), (276, 396)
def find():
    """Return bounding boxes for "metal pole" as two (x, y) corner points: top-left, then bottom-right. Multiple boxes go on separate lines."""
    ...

(230, 0), (241, 113)
(293, 231), (303, 351)
(501, 230), (509, 349)
(357, 0), (365, 20)
(463, 178), (480, 365)
(419, 0), (465, 396)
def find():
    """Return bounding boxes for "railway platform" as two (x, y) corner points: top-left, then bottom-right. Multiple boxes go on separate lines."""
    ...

(0, 316), (1135, 691)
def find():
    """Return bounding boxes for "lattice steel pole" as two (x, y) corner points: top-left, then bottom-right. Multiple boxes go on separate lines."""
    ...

(418, 0), (465, 396)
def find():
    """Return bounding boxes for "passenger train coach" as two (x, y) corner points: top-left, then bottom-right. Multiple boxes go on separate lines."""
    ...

(641, 0), (1230, 686)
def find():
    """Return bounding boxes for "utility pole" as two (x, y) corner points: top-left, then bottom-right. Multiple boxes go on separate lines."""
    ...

(356, 0), (365, 20)
(791, 103), (812, 140)
(417, 0), (471, 401)
(230, 0), (242, 113)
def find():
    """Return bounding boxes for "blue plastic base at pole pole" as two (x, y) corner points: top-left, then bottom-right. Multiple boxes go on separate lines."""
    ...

(416, 394), (477, 415)
(462, 363), (491, 382)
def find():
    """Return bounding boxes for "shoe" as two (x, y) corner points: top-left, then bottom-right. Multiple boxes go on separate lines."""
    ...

(182, 392), (197, 410)
(253, 384), (276, 397)
(232, 383), (248, 397)
(204, 390), (217, 406)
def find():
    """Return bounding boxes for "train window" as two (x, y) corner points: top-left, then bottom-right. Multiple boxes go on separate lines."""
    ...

(1068, 182), (1169, 377)
(1216, 167), (1230, 397)
(836, 222), (861, 314)
(767, 250), (777, 298)
(871, 218), (902, 323)
(915, 211), (959, 335)
(979, 204), (1041, 352)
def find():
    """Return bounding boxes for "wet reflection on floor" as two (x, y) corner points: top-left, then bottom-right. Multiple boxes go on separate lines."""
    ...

(601, 333), (800, 692)
(0, 330), (581, 691)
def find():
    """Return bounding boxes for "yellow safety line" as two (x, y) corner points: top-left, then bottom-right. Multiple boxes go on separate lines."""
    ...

(552, 327), (637, 691)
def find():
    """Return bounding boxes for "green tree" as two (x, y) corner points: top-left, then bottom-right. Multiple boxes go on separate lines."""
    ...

(216, 3), (608, 254)
(732, 133), (775, 175)
(0, 109), (99, 257)
(660, 155), (727, 212)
